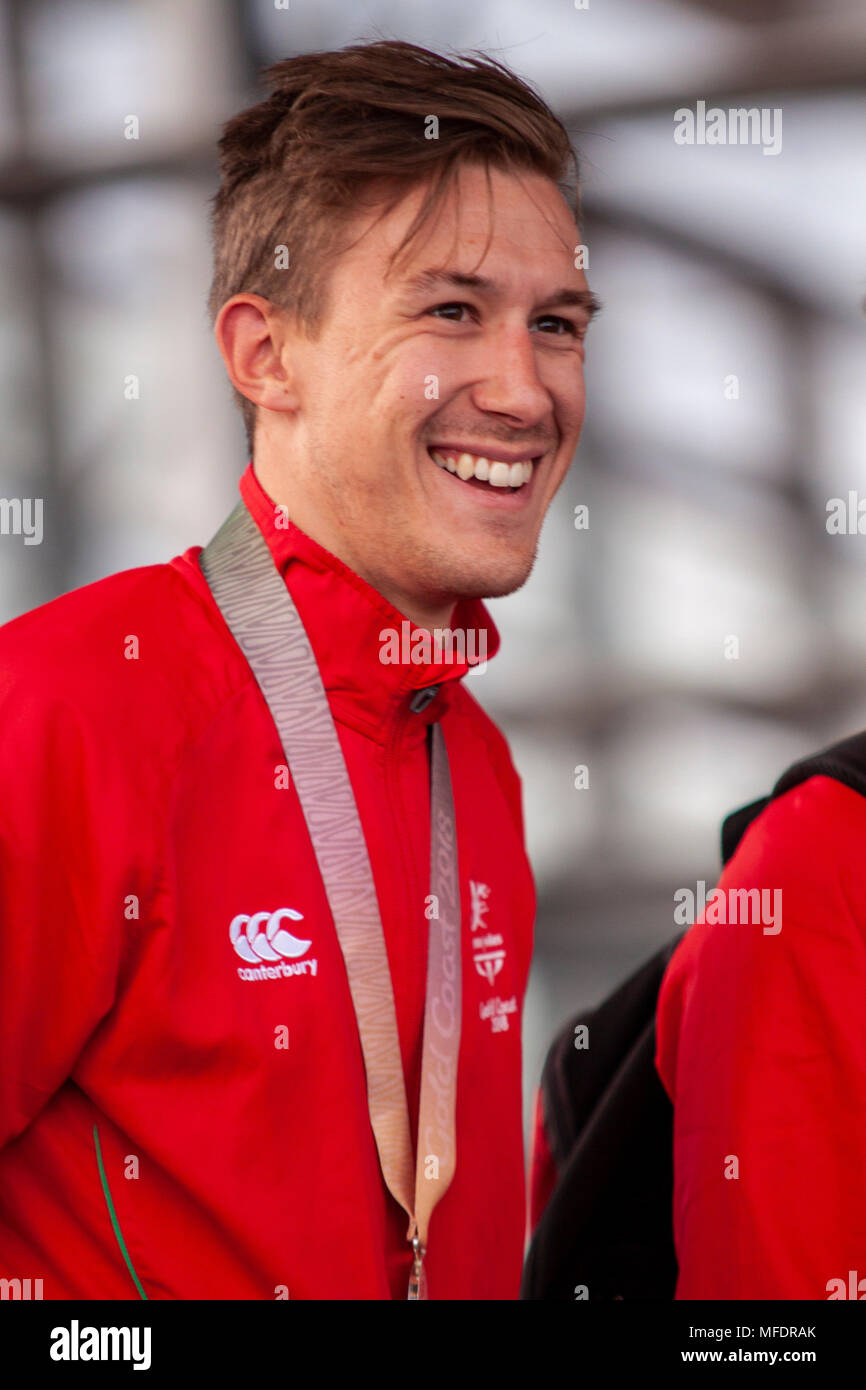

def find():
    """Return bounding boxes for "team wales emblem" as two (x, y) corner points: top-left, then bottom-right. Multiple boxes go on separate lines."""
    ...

(469, 880), (517, 1033)
(469, 880), (505, 983)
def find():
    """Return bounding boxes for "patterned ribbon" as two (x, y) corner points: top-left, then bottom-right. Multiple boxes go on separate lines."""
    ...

(200, 500), (462, 1299)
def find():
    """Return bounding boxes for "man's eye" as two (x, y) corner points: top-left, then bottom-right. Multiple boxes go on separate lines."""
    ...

(425, 304), (585, 338)
(534, 315), (582, 337)
(428, 302), (475, 323)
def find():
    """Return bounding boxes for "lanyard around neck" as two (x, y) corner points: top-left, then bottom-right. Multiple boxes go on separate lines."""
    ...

(199, 500), (462, 1300)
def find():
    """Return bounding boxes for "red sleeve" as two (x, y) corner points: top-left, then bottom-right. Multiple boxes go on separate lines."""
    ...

(527, 1083), (559, 1239)
(0, 663), (125, 1148)
(656, 775), (866, 1299)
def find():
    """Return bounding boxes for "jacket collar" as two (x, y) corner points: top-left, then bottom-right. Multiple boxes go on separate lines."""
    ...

(238, 462), (500, 743)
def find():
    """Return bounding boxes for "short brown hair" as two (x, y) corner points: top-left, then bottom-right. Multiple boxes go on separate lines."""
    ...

(208, 40), (579, 452)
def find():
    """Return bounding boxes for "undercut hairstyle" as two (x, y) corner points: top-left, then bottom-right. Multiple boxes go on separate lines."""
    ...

(208, 39), (580, 453)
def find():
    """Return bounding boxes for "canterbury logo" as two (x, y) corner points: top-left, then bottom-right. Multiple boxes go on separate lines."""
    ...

(229, 909), (312, 964)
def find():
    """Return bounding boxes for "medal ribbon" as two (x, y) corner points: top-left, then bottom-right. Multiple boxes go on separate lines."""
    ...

(200, 500), (462, 1299)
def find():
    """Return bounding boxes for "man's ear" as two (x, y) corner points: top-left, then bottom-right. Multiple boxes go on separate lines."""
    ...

(214, 293), (300, 414)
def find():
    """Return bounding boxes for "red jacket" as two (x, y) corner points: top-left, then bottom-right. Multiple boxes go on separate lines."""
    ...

(656, 776), (866, 1299)
(0, 462), (536, 1300)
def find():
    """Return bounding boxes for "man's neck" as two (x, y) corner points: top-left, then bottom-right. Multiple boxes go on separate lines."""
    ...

(253, 459), (458, 633)
(389, 595), (458, 633)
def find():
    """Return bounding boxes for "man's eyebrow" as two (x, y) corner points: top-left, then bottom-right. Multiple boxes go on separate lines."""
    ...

(402, 268), (602, 318)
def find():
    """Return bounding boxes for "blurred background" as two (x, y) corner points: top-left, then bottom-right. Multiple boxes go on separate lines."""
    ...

(1, 0), (865, 1151)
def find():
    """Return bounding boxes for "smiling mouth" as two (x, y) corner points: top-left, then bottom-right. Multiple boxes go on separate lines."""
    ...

(427, 447), (539, 491)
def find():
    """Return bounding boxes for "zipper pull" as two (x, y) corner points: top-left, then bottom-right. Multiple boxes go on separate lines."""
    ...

(409, 684), (440, 714)
(407, 1230), (428, 1300)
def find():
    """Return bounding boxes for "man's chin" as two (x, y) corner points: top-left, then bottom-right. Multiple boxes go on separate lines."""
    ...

(435, 550), (538, 607)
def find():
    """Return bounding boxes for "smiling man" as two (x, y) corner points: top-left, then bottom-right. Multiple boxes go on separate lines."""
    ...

(0, 41), (595, 1301)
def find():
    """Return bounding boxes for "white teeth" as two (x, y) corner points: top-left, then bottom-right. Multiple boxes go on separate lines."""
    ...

(430, 450), (533, 489)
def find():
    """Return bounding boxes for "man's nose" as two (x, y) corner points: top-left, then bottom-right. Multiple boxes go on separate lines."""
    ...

(469, 327), (552, 426)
